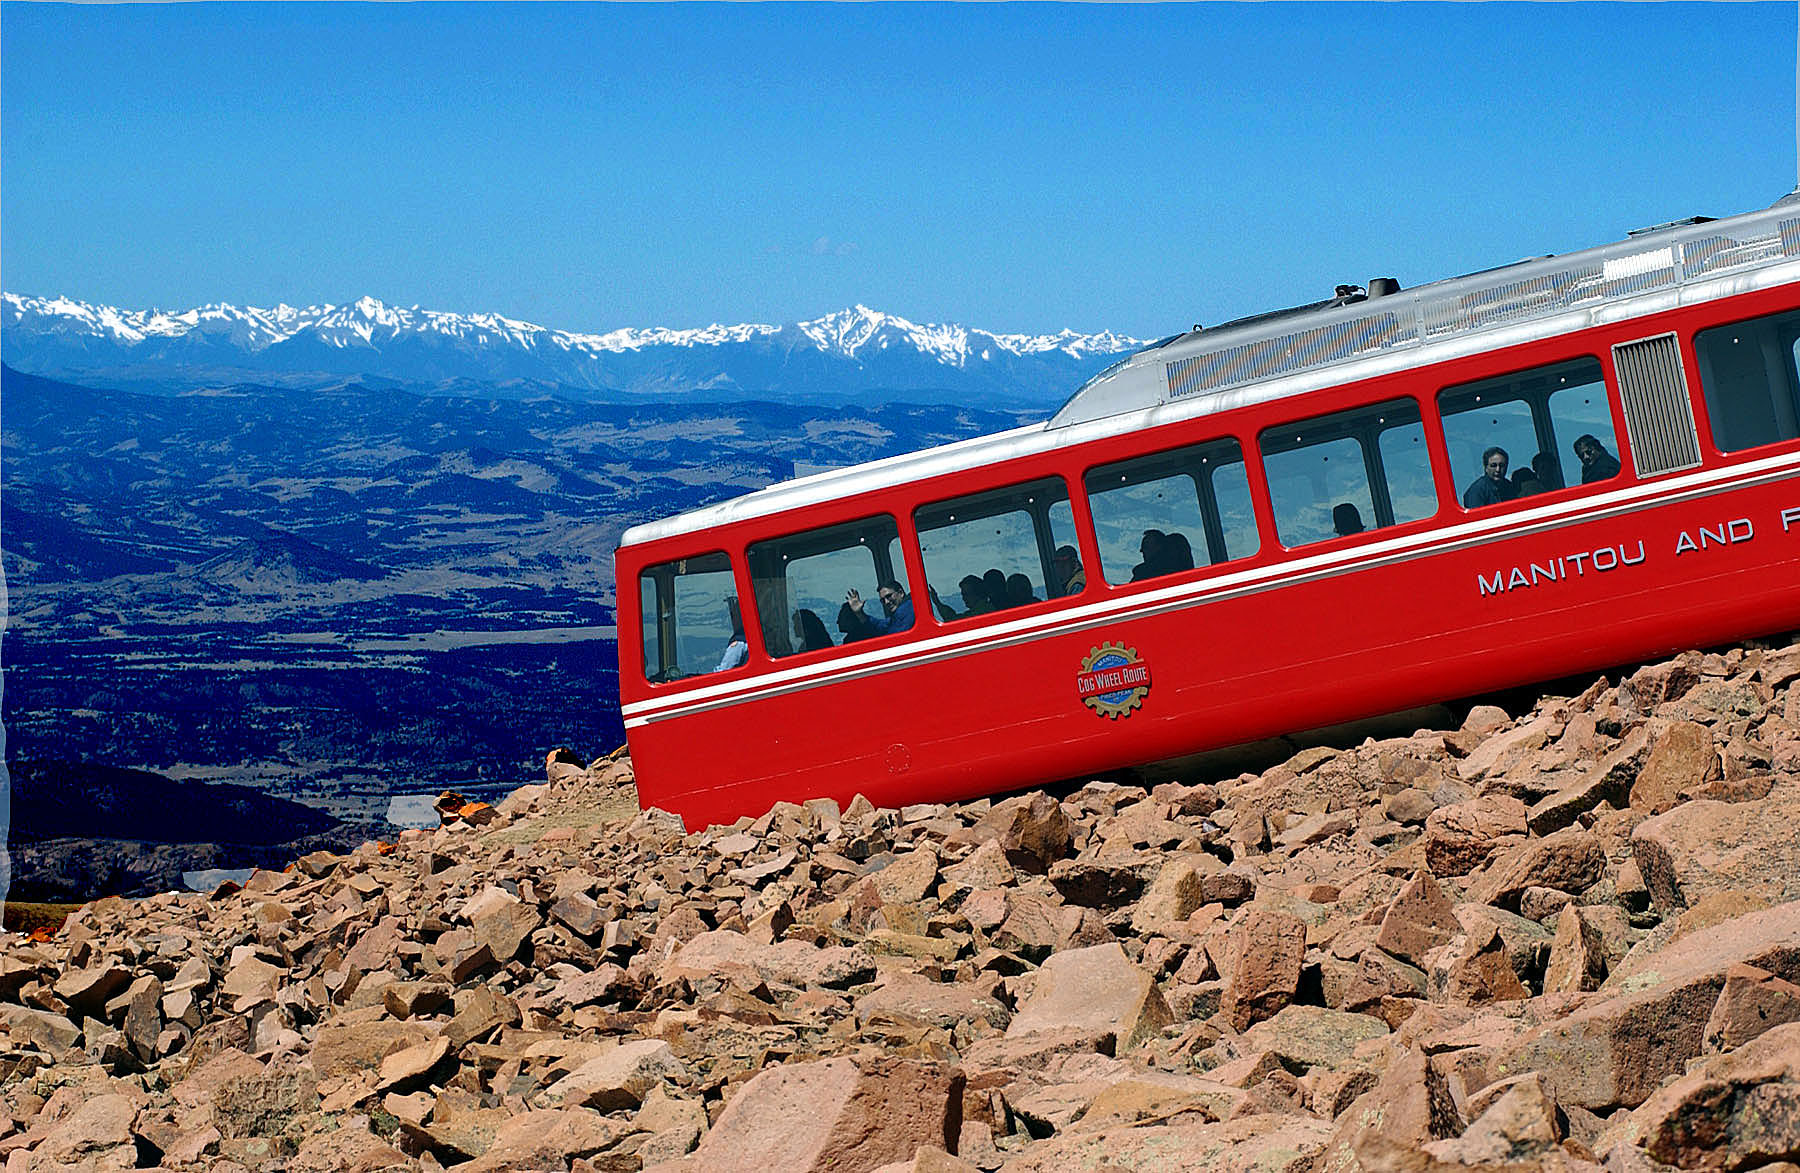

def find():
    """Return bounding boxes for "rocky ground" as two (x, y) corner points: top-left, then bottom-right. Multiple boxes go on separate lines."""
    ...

(4, 637), (1800, 1172)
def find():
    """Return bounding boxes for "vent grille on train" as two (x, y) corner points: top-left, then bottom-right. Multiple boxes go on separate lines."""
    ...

(1612, 333), (1702, 478)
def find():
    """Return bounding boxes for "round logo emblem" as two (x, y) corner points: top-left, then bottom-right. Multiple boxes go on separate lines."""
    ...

(1076, 642), (1152, 718)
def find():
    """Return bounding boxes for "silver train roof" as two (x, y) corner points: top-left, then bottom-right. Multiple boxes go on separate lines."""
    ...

(621, 202), (1800, 550)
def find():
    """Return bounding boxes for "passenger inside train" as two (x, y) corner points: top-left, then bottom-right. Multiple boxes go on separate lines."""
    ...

(844, 581), (915, 636)
(1574, 434), (1622, 483)
(1531, 451), (1563, 491)
(713, 598), (748, 673)
(957, 574), (994, 615)
(793, 608), (833, 653)
(1332, 503), (1366, 536)
(1130, 529), (1197, 580)
(1052, 545), (1086, 595)
(982, 569), (1010, 610)
(1463, 446), (1519, 508)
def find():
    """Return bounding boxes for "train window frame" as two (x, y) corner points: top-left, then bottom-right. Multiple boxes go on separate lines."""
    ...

(1258, 397), (1435, 550)
(1693, 308), (1800, 455)
(1083, 436), (1260, 586)
(637, 550), (749, 685)
(914, 476), (1080, 622)
(1437, 355), (1621, 510)
(745, 513), (916, 659)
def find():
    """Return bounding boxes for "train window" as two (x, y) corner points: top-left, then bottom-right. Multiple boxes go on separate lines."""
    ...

(638, 552), (746, 683)
(915, 478), (1077, 619)
(1694, 309), (1800, 453)
(746, 515), (912, 657)
(1260, 399), (1432, 548)
(1439, 357), (1617, 506)
(1085, 439), (1259, 584)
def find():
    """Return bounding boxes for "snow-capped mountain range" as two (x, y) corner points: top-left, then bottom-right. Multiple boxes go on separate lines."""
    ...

(1, 293), (1144, 405)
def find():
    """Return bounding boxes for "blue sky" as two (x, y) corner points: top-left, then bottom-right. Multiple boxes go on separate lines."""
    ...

(2, 3), (1793, 339)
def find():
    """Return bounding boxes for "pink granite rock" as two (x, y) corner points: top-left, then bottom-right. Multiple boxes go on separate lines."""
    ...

(654, 1056), (963, 1173)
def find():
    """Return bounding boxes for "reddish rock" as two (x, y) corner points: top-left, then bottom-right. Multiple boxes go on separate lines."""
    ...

(312, 1020), (435, 1080)
(1494, 899), (1800, 1110)
(656, 1056), (963, 1173)
(1322, 948), (1427, 1013)
(1454, 715), (1553, 783)
(871, 847), (941, 904)
(1046, 853), (1161, 908)
(471, 900), (540, 963)
(383, 980), (452, 1020)
(1422, 796), (1528, 877)
(546, 1038), (688, 1110)
(1621, 653), (1703, 709)
(940, 839), (1014, 898)
(1383, 788), (1438, 826)
(1220, 908), (1307, 1031)
(1375, 870), (1461, 966)
(24, 1092), (138, 1168)
(1703, 964), (1800, 1053)
(1130, 855), (1216, 934)
(868, 1150), (981, 1173)
(1542, 904), (1610, 995)
(1630, 1021), (1800, 1171)
(976, 793), (1073, 873)
(1631, 783), (1800, 912)
(446, 986), (520, 1051)
(990, 1114), (1330, 1173)
(1240, 1005), (1390, 1071)
(1526, 730), (1646, 835)
(377, 1034), (451, 1092)
(857, 972), (1011, 1033)
(460, 1108), (629, 1173)
(1423, 1072), (1564, 1166)
(1630, 720), (1720, 815)
(1313, 1046), (1463, 1172)
(1006, 942), (1172, 1052)
(1429, 925), (1530, 1006)
(52, 964), (131, 1019)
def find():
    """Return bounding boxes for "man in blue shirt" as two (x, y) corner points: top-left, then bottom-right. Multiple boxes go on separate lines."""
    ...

(1463, 446), (1519, 509)
(845, 581), (915, 636)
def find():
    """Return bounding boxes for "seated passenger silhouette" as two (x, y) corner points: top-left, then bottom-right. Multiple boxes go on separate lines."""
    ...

(1512, 468), (1544, 497)
(1130, 530), (1169, 582)
(1052, 545), (1086, 596)
(1005, 573), (1037, 607)
(1531, 451), (1563, 491)
(793, 608), (833, 653)
(1162, 532), (1195, 572)
(957, 574), (994, 616)
(837, 600), (874, 642)
(1332, 503), (1366, 536)
(1573, 434), (1622, 484)
(1463, 446), (1519, 508)
(983, 569), (1011, 610)
(926, 584), (957, 622)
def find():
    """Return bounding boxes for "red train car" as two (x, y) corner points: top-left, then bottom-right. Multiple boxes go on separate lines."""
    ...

(616, 202), (1800, 830)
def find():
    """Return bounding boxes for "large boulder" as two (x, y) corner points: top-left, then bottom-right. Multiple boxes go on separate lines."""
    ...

(1489, 900), (1800, 1110)
(1621, 1022), (1800, 1171)
(990, 1114), (1331, 1173)
(1006, 942), (1172, 1052)
(1219, 908), (1307, 1031)
(652, 1056), (963, 1173)
(1630, 782), (1800, 912)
